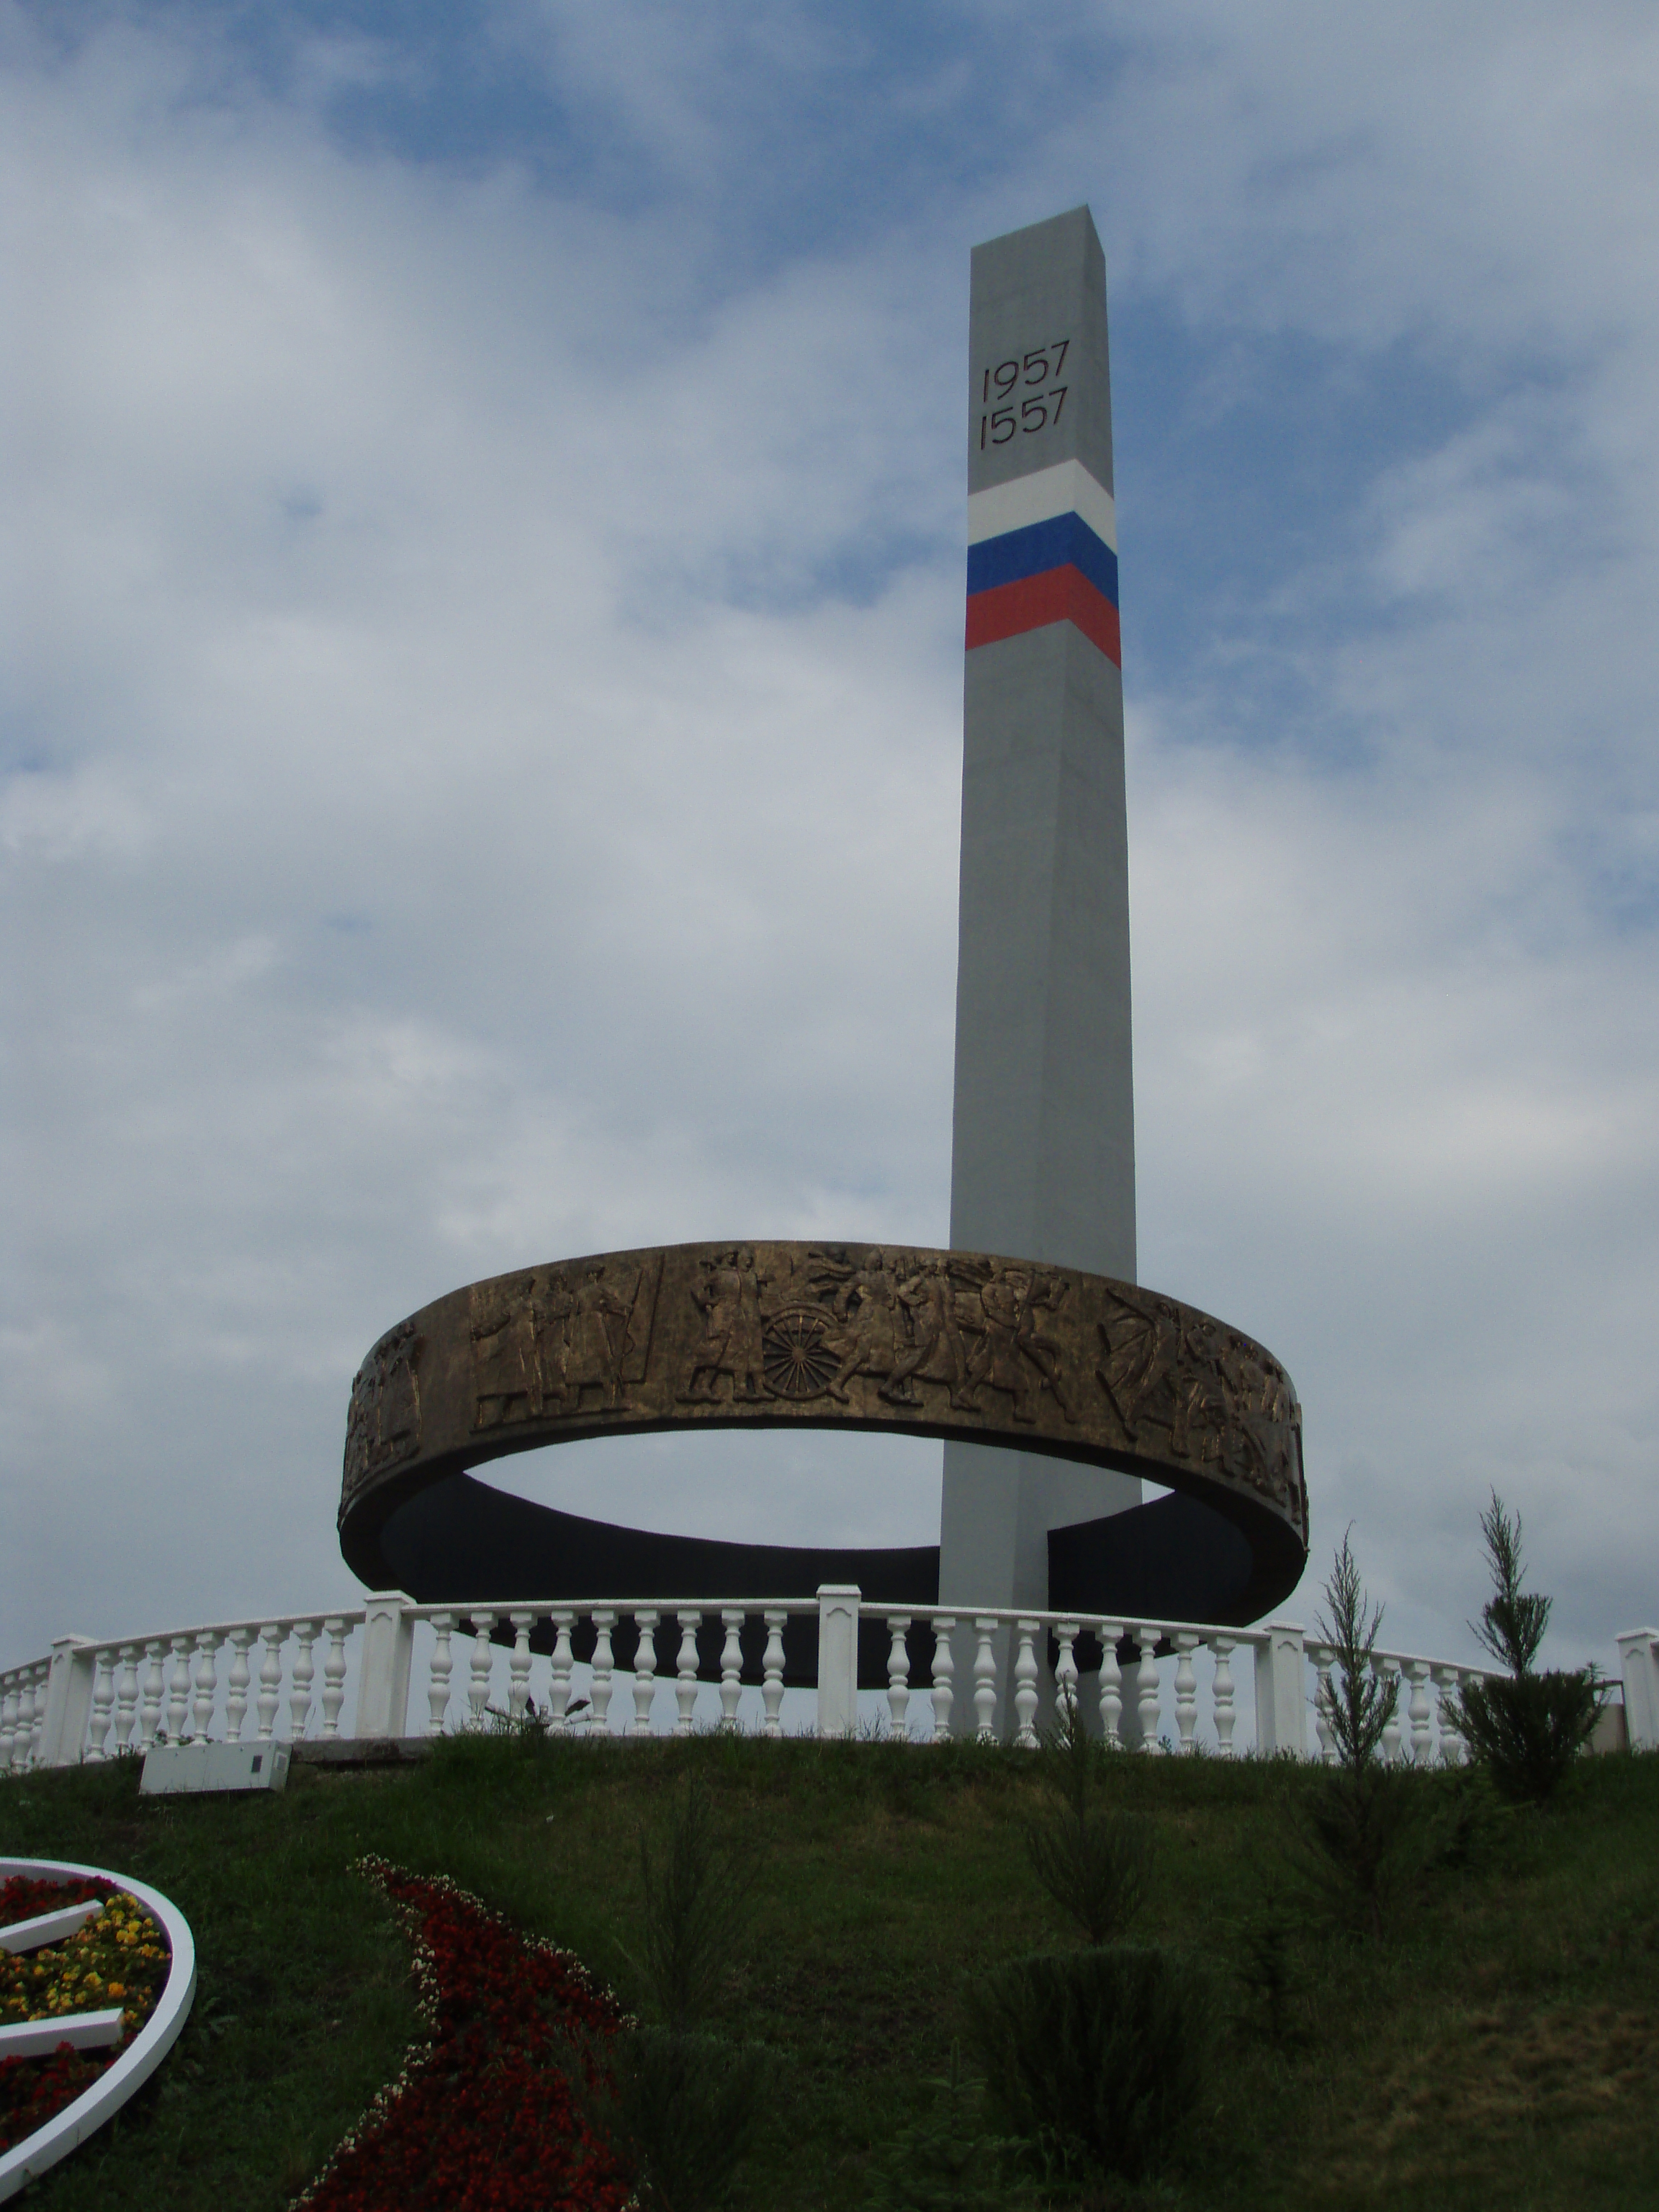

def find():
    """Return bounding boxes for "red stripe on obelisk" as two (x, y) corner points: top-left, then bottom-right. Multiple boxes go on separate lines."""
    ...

(965, 565), (1121, 666)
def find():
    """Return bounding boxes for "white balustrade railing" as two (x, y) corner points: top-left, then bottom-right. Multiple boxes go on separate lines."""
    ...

(1, 1590), (1641, 1773)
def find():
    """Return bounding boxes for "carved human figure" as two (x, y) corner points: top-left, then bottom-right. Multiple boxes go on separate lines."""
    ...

(377, 1328), (422, 1459)
(887, 1255), (973, 1408)
(1012, 1268), (1076, 1420)
(531, 1274), (577, 1413)
(1168, 1315), (1231, 1463)
(680, 1254), (743, 1403)
(1222, 1334), (1301, 1511)
(965, 1267), (1041, 1421)
(730, 1247), (772, 1400)
(1094, 1290), (1180, 1439)
(571, 1266), (631, 1409)
(472, 1279), (541, 1429)
(822, 1250), (904, 1403)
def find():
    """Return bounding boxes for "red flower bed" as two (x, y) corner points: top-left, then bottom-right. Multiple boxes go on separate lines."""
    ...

(0, 1875), (112, 1930)
(292, 1859), (633, 2212)
(0, 2043), (106, 2153)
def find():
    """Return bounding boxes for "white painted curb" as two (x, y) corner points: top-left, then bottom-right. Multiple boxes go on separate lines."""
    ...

(0, 1858), (197, 2203)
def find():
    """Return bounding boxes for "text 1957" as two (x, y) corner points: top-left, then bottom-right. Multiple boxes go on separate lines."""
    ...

(979, 340), (1070, 448)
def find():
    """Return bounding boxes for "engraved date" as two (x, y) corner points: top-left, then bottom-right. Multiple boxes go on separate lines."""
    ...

(979, 340), (1070, 448)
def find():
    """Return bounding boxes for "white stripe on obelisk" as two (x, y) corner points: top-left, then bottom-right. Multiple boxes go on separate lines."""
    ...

(966, 457), (1118, 550)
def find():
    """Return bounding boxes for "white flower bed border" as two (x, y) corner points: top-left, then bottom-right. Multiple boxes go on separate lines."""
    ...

(0, 1857), (197, 2203)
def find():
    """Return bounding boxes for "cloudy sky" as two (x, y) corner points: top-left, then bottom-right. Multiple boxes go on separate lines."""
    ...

(6, 1), (1656, 1678)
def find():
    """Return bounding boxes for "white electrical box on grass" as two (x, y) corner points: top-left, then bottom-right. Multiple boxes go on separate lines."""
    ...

(140, 1742), (290, 1795)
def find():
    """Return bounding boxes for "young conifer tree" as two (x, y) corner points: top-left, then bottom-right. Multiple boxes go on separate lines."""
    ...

(1295, 1531), (1418, 1938)
(1453, 1491), (1604, 1804)
(1316, 1529), (1398, 1772)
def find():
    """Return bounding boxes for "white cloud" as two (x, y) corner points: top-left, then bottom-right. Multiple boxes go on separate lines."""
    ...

(4, 4), (1656, 1684)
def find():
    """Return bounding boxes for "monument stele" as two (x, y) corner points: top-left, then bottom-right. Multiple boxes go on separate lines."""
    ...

(336, 208), (1308, 1721)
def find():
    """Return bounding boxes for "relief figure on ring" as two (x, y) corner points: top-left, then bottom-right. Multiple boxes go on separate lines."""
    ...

(471, 1277), (543, 1429)
(963, 1264), (1076, 1424)
(680, 1247), (770, 1403)
(820, 1250), (906, 1403)
(886, 1255), (975, 1408)
(343, 1320), (424, 1494)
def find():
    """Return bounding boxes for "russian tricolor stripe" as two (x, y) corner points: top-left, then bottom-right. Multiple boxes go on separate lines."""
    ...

(966, 459), (1120, 666)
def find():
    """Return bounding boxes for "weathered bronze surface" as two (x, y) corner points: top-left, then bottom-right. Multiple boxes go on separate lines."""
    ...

(340, 1241), (1307, 1611)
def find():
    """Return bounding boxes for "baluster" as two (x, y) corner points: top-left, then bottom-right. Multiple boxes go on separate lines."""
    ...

(0, 1680), (17, 1772)
(86, 1649), (117, 1761)
(508, 1613), (536, 1722)
(139, 1642), (166, 1752)
(1311, 1646), (1336, 1763)
(320, 1619), (349, 1739)
(166, 1636), (193, 1743)
(1136, 1627), (1161, 1753)
(1434, 1666), (1465, 1763)
(886, 1616), (912, 1741)
(675, 1612), (702, 1736)
(113, 1645), (140, 1755)
(1097, 1621), (1124, 1746)
(256, 1627), (285, 1740)
(466, 1614), (497, 1725)
(930, 1617), (956, 1743)
(1054, 1622), (1080, 1718)
(762, 1612), (787, 1739)
(547, 1612), (575, 1732)
(5, 1678), (25, 1773)
(30, 1663), (50, 1766)
(719, 1612), (745, 1733)
(973, 1619), (998, 1743)
(1378, 1660), (1402, 1764)
(1012, 1622), (1041, 1749)
(426, 1615), (454, 1735)
(225, 1628), (256, 1743)
(289, 1622), (318, 1739)
(590, 1611), (616, 1732)
(1406, 1660), (1432, 1763)
(1211, 1637), (1236, 1756)
(191, 1630), (222, 1745)
(1174, 1632), (1200, 1753)
(632, 1611), (659, 1735)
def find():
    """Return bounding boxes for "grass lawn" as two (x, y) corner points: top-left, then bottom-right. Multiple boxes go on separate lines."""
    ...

(2, 1734), (1656, 2210)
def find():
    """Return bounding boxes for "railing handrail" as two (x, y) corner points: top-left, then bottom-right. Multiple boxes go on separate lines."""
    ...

(1308, 1637), (1508, 1682)
(4, 1592), (1650, 1771)
(1, 1609), (369, 1676)
(0, 1601), (1547, 1691)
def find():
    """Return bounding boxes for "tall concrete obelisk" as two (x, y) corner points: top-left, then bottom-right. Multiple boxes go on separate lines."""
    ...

(939, 207), (1139, 1657)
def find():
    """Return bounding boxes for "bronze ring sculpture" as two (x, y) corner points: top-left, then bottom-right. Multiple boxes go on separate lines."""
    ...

(339, 1240), (1307, 1687)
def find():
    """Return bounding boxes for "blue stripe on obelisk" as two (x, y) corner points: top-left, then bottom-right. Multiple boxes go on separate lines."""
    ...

(966, 513), (1119, 607)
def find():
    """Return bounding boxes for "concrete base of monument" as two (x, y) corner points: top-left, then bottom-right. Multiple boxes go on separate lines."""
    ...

(366, 1470), (1266, 1697)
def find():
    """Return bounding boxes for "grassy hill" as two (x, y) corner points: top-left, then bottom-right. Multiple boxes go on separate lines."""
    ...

(3, 1732), (1656, 2210)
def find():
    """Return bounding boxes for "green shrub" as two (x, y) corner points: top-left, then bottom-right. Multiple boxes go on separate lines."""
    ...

(860, 2042), (1023, 2212)
(1457, 1665), (1604, 1806)
(578, 2023), (765, 2212)
(968, 1945), (1210, 2181)
(1291, 1762), (1426, 1938)
(1452, 1491), (1604, 1805)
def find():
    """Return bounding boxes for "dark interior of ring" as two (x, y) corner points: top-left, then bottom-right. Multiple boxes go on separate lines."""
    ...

(374, 1474), (1259, 1689)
